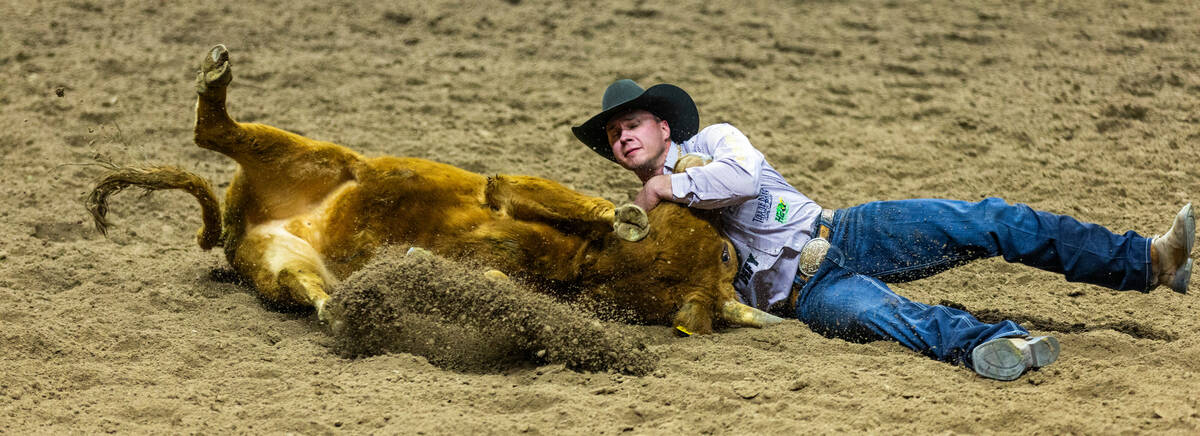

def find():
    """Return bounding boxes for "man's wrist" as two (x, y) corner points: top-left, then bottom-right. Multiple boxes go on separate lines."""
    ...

(668, 172), (690, 201)
(653, 174), (674, 202)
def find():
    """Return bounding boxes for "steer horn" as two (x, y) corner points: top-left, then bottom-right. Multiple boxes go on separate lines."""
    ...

(719, 300), (785, 328)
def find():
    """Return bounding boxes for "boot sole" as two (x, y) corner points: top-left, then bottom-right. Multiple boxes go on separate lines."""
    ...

(1026, 336), (1060, 368)
(1182, 203), (1194, 257)
(972, 339), (1025, 381)
(1171, 203), (1194, 293)
(1170, 258), (1192, 293)
(972, 336), (1060, 381)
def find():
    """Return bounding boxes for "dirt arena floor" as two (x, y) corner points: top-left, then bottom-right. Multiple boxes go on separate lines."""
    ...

(4, 0), (1200, 433)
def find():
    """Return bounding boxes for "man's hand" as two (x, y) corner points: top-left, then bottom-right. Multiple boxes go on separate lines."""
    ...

(634, 174), (673, 212)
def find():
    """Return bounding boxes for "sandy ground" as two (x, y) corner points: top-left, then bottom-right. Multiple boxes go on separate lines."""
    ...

(3, 0), (1200, 433)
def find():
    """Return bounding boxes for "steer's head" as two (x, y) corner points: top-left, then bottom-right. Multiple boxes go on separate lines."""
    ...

(586, 203), (783, 334)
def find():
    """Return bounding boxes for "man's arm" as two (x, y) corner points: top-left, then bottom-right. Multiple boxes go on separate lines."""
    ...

(636, 124), (765, 212)
(634, 174), (674, 211)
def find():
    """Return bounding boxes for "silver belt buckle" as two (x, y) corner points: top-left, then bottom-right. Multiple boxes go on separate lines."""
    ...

(798, 237), (830, 277)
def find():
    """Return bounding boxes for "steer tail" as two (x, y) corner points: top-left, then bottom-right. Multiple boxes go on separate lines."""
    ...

(86, 165), (223, 250)
(719, 300), (785, 329)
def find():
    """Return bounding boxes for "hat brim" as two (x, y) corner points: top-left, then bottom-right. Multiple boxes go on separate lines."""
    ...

(572, 84), (699, 163)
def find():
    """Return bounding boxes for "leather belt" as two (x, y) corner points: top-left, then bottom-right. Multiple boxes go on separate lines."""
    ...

(786, 209), (835, 310)
(817, 208), (833, 239)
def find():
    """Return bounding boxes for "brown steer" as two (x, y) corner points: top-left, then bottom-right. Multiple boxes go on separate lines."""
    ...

(87, 45), (782, 335)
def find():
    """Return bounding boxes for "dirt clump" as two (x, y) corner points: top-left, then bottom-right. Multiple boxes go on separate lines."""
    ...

(331, 248), (657, 375)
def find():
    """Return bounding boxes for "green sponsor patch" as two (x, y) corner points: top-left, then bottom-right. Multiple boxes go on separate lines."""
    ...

(774, 199), (788, 223)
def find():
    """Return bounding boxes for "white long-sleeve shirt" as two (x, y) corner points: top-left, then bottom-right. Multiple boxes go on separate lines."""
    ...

(663, 124), (822, 310)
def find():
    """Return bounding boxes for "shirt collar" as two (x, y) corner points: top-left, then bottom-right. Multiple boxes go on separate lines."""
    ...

(662, 141), (681, 175)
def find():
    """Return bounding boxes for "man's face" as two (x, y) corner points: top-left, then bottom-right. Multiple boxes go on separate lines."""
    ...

(606, 109), (670, 172)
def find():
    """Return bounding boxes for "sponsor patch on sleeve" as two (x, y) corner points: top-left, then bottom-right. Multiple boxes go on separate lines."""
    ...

(774, 199), (788, 223)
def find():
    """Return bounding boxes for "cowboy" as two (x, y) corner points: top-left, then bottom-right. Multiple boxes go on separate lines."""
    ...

(572, 79), (1196, 381)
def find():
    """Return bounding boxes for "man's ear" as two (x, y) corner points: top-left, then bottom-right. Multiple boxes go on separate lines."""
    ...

(659, 118), (671, 142)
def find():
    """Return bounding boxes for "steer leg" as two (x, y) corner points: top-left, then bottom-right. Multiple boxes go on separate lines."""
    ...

(235, 225), (339, 329)
(277, 267), (340, 331)
(193, 44), (358, 222)
(192, 44), (311, 161)
(193, 44), (240, 155)
(486, 175), (647, 240)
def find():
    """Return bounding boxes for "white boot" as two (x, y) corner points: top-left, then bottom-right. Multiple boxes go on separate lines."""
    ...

(1152, 203), (1194, 293)
(972, 336), (1060, 381)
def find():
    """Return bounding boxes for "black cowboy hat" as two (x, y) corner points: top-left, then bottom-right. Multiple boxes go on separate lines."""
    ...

(572, 79), (699, 162)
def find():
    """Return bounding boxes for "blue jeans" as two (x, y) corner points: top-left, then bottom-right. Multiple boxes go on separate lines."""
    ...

(793, 198), (1152, 367)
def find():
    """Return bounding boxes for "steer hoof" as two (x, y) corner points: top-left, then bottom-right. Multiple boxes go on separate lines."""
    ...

(315, 298), (346, 335)
(484, 269), (509, 281)
(196, 44), (232, 94)
(613, 204), (649, 242)
(405, 246), (432, 257)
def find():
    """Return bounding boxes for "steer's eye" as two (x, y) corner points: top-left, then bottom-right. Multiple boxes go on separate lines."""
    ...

(721, 245), (730, 263)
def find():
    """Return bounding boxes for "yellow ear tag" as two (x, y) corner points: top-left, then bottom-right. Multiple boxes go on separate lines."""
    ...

(675, 325), (693, 336)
